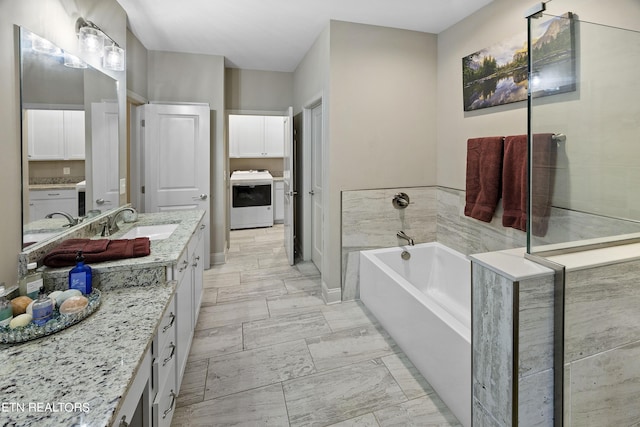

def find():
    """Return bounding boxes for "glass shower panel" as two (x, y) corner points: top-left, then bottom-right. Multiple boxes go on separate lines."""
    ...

(529, 14), (640, 254)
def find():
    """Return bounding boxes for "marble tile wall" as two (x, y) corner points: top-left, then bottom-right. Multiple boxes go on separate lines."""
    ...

(342, 186), (526, 300)
(341, 187), (438, 300)
(471, 262), (555, 426)
(563, 259), (640, 426)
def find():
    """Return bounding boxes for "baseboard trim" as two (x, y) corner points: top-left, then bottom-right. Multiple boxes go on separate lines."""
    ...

(212, 251), (226, 266)
(322, 281), (342, 305)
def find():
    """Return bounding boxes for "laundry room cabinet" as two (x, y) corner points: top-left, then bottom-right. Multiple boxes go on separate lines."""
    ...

(27, 109), (85, 160)
(274, 180), (284, 223)
(229, 114), (284, 158)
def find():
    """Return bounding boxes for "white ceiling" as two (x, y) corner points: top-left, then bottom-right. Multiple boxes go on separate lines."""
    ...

(116, 0), (494, 72)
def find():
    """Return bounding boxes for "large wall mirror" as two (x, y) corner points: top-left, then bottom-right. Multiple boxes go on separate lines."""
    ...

(20, 27), (121, 249)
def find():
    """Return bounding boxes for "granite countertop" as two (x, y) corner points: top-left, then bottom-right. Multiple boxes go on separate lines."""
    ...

(2, 210), (204, 425)
(41, 210), (205, 286)
(29, 183), (81, 191)
(0, 281), (176, 426)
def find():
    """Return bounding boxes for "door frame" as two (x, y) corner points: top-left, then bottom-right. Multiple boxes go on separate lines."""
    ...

(302, 93), (324, 267)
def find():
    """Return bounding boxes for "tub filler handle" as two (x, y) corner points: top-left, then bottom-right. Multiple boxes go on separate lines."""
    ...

(392, 192), (410, 209)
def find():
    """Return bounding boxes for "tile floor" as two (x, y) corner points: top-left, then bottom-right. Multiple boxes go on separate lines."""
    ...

(172, 225), (460, 426)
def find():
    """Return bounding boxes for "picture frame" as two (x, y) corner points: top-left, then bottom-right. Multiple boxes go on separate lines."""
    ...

(462, 12), (575, 111)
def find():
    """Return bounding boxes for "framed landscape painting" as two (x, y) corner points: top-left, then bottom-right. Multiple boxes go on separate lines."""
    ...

(462, 12), (575, 111)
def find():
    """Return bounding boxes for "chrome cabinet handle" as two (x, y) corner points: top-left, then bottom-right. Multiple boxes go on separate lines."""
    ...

(192, 255), (200, 267)
(309, 190), (315, 196)
(162, 312), (175, 333)
(178, 259), (189, 272)
(118, 415), (129, 427)
(163, 343), (176, 366)
(162, 390), (177, 419)
(96, 198), (105, 205)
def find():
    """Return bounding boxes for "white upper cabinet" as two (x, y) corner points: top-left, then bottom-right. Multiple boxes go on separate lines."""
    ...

(263, 116), (285, 157)
(63, 110), (86, 160)
(27, 109), (85, 161)
(229, 114), (284, 158)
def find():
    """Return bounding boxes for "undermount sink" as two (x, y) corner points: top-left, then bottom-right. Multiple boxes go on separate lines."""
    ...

(121, 224), (179, 241)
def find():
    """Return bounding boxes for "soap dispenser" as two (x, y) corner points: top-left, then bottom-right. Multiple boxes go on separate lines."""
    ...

(69, 251), (92, 295)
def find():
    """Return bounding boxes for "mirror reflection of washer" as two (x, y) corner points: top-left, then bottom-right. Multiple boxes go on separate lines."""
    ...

(230, 170), (274, 230)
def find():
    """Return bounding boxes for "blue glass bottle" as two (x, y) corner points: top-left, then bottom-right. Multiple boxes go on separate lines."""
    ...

(69, 251), (92, 295)
(32, 286), (53, 326)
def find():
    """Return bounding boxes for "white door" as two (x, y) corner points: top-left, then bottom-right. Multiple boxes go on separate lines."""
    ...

(311, 104), (323, 269)
(91, 101), (120, 211)
(142, 103), (211, 268)
(283, 106), (295, 266)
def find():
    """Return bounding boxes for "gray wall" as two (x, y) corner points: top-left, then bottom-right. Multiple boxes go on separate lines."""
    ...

(0, 0), (126, 286)
(147, 50), (226, 266)
(126, 28), (148, 100)
(436, 0), (640, 214)
(225, 68), (293, 111)
(329, 21), (438, 299)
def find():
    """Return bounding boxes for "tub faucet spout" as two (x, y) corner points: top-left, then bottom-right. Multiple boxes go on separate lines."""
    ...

(397, 230), (414, 246)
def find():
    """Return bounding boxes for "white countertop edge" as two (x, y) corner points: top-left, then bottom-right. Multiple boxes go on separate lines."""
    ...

(546, 242), (640, 272)
(469, 247), (555, 282)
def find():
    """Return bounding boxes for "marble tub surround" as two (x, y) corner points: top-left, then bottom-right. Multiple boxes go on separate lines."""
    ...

(341, 187), (437, 300)
(0, 281), (175, 427)
(38, 209), (205, 291)
(470, 250), (555, 426)
(561, 257), (640, 425)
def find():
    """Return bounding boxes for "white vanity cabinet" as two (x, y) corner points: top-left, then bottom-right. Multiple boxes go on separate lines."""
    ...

(229, 114), (284, 158)
(151, 295), (178, 427)
(28, 188), (77, 221)
(274, 180), (284, 223)
(27, 109), (85, 161)
(157, 219), (205, 427)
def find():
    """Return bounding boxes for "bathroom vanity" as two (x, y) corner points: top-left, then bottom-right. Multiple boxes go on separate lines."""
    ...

(1, 209), (205, 427)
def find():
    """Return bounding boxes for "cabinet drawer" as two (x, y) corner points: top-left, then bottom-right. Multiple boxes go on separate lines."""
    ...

(153, 359), (177, 427)
(156, 296), (176, 355)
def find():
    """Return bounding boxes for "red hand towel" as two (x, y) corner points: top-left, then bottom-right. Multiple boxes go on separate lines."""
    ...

(502, 134), (557, 234)
(464, 136), (504, 222)
(502, 135), (528, 231)
(43, 238), (151, 268)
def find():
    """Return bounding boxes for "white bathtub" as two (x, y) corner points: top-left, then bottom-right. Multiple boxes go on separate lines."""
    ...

(360, 242), (471, 427)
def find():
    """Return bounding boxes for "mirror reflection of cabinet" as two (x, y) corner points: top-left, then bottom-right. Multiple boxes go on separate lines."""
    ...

(28, 189), (77, 222)
(27, 110), (85, 161)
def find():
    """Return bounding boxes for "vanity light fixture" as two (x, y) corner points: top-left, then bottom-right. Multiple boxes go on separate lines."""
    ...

(30, 33), (63, 56)
(76, 18), (125, 71)
(63, 52), (88, 69)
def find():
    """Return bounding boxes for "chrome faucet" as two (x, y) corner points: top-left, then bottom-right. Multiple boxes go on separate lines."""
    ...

(397, 230), (414, 246)
(45, 211), (81, 227)
(102, 207), (138, 236)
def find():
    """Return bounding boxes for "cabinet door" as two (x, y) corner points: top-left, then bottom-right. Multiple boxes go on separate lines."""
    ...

(174, 250), (192, 392)
(29, 189), (77, 221)
(229, 115), (264, 157)
(27, 110), (65, 160)
(274, 181), (284, 223)
(63, 110), (85, 160)
(190, 223), (205, 327)
(264, 116), (285, 157)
